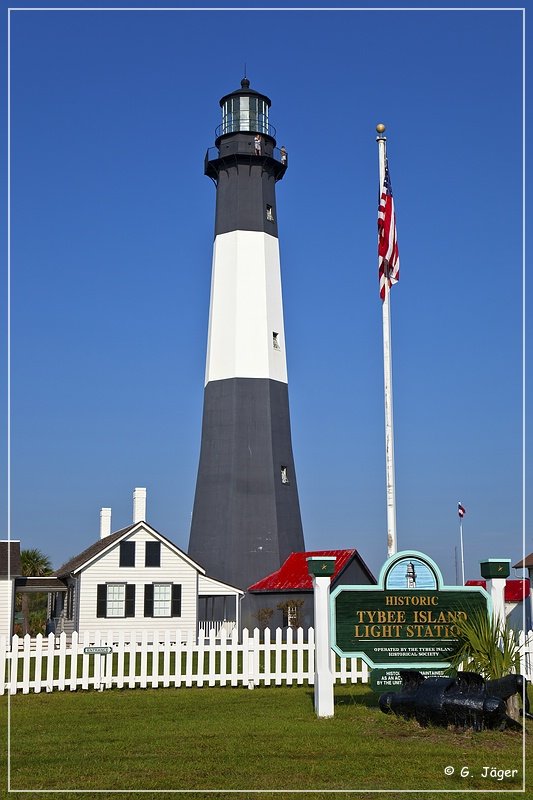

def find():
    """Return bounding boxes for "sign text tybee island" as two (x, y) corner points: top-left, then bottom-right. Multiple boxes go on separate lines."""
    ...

(331, 551), (490, 670)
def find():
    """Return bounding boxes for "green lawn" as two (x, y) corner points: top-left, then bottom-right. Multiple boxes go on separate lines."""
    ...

(2, 684), (532, 799)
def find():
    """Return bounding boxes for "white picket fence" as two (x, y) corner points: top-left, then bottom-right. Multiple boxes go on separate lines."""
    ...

(198, 619), (237, 638)
(2, 628), (532, 696)
(519, 629), (533, 678)
(0, 627), (370, 695)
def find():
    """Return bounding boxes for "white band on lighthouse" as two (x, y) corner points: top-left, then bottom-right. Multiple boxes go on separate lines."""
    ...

(205, 230), (288, 385)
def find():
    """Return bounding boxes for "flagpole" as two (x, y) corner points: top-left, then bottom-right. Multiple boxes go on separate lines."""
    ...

(459, 505), (465, 585)
(377, 125), (397, 557)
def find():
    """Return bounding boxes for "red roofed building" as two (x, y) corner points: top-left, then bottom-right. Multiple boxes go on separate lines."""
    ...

(465, 579), (530, 604)
(465, 577), (531, 631)
(247, 549), (376, 629)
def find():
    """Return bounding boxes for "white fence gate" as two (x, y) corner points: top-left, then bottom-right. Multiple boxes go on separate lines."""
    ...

(2, 628), (531, 696)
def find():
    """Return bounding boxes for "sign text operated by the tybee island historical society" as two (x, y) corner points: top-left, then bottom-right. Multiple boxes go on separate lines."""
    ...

(330, 551), (490, 670)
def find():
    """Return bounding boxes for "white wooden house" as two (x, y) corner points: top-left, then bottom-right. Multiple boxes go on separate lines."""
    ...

(0, 541), (21, 638)
(49, 489), (243, 641)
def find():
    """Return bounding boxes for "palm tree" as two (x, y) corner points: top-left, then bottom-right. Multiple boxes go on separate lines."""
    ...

(448, 609), (523, 720)
(20, 548), (52, 636)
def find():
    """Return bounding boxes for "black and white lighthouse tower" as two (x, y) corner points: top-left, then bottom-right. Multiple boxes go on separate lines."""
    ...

(188, 78), (305, 598)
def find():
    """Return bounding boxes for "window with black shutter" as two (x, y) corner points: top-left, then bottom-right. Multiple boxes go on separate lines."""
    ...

(97, 584), (107, 618)
(125, 584), (136, 617)
(144, 583), (181, 617)
(171, 584), (182, 617)
(144, 583), (154, 617)
(145, 541), (161, 567)
(97, 583), (135, 618)
(119, 541), (135, 567)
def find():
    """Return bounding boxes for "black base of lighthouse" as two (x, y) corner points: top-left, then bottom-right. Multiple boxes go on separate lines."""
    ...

(188, 377), (305, 591)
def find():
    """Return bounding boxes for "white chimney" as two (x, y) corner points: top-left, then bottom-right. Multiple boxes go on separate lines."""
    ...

(100, 508), (112, 539)
(133, 488), (147, 523)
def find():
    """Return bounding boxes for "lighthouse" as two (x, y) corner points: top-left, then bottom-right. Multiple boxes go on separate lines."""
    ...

(406, 561), (417, 589)
(188, 78), (305, 600)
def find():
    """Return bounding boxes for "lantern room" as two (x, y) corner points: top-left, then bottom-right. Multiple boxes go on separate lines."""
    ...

(217, 78), (274, 139)
(206, 77), (287, 183)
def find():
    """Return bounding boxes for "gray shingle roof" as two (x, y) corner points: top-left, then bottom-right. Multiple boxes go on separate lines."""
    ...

(513, 553), (533, 569)
(0, 541), (22, 576)
(0, 540), (22, 577)
(54, 523), (203, 578)
(55, 525), (136, 577)
(15, 576), (68, 592)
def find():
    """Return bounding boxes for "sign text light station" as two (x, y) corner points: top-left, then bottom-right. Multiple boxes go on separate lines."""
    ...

(331, 551), (490, 670)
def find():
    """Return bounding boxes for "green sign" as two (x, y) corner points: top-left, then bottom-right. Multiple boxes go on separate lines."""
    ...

(84, 646), (113, 655)
(331, 551), (490, 670)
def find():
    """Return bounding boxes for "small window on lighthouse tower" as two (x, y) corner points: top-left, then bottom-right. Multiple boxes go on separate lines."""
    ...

(281, 466), (290, 484)
(266, 204), (274, 222)
(272, 332), (280, 350)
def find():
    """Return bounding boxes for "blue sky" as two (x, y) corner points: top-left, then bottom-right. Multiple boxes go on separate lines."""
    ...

(1, 2), (528, 585)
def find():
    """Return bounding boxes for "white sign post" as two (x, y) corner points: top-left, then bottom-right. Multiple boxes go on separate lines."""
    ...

(307, 556), (336, 718)
(480, 559), (511, 626)
(84, 646), (113, 691)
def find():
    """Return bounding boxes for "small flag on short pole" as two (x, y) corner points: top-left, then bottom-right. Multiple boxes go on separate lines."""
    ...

(458, 502), (466, 585)
(378, 158), (400, 301)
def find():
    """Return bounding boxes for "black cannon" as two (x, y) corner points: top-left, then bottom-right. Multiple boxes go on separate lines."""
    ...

(379, 670), (530, 731)
(485, 674), (532, 719)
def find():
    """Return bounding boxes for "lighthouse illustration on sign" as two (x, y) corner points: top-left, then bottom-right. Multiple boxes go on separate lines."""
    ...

(188, 78), (305, 594)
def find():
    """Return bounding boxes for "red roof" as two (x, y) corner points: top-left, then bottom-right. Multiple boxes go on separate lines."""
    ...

(248, 550), (369, 592)
(465, 579), (530, 603)
(506, 580), (531, 603)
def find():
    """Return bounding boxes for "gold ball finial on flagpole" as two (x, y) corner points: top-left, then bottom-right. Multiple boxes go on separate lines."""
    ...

(376, 123), (386, 134)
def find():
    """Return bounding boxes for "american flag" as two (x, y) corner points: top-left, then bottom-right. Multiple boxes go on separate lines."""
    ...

(458, 502), (466, 518)
(378, 159), (400, 301)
